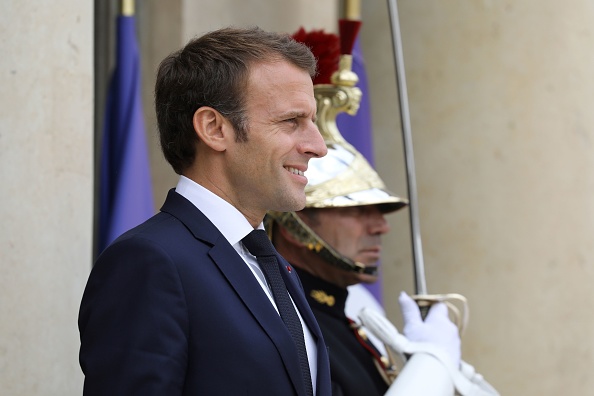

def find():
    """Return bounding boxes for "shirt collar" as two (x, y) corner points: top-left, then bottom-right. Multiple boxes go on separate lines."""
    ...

(175, 175), (262, 245)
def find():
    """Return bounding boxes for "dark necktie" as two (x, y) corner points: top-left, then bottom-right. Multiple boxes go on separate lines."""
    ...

(242, 229), (314, 396)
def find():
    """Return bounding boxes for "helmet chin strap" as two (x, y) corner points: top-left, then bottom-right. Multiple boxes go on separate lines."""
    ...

(267, 211), (378, 276)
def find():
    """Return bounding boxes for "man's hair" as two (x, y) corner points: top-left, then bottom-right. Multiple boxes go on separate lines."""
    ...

(154, 26), (317, 175)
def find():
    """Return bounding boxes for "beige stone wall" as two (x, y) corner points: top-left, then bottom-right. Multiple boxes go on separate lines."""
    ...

(0, 1), (93, 395)
(363, 0), (594, 394)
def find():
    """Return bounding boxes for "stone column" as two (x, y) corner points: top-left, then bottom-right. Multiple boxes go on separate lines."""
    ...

(0, 1), (93, 394)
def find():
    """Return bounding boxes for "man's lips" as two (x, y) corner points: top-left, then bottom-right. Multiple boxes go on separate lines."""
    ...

(284, 166), (305, 176)
(359, 247), (382, 260)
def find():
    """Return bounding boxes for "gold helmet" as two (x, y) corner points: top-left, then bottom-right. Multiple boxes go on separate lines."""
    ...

(267, 26), (408, 275)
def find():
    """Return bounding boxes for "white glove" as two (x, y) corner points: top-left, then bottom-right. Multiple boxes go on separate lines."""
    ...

(360, 299), (500, 396)
(399, 291), (461, 367)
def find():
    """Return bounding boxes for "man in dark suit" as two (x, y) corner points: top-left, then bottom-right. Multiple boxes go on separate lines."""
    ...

(79, 27), (330, 395)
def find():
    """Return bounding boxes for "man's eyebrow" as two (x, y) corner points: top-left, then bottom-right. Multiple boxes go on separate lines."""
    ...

(282, 111), (306, 118)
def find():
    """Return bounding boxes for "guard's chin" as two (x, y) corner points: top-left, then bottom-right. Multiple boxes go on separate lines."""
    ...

(359, 273), (379, 285)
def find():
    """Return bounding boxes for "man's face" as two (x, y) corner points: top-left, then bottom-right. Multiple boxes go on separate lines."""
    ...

(299, 205), (391, 286)
(225, 60), (327, 219)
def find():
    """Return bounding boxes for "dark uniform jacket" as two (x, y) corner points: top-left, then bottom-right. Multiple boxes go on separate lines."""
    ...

(296, 269), (390, 396)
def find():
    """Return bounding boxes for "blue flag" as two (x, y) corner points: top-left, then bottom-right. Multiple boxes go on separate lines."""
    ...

(336, 38), (383, 304)
(98, 14), (154, 256)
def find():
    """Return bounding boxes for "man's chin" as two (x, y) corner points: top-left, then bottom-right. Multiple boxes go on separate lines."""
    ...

(273, 195), (306, 212)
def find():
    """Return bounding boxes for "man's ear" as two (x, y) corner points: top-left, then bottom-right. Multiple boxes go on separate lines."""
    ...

(192, 106), (230, 152)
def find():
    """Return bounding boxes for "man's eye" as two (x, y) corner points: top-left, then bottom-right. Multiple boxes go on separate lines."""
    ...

(341, 207), (365, 217)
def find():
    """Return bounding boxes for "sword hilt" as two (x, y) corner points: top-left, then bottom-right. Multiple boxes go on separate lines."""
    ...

(412, 293), (469, 335)
(416, 300), (432, 320)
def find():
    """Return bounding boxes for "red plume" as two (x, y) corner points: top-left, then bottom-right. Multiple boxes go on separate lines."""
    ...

(338, 19), (362, 55)
(292, 27), (340, 85)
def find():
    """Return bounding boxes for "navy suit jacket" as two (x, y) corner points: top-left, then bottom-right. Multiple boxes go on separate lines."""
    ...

(79, 189), (331, 395)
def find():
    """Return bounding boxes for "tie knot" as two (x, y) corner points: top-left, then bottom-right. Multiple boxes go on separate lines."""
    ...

(242, 229), (276, 257)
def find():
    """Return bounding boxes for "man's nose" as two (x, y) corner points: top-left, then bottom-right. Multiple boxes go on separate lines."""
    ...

(302, 123), (328, 159)
(368, 208), (391, 235)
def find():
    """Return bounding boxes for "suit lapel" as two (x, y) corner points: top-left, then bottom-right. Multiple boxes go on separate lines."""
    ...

(160, 189), (308, 395)
(209, 244), (306, 394)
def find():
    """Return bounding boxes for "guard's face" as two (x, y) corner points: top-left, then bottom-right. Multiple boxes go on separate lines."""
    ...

(226, 60), (327, 219)
(303, 205), (390, 285)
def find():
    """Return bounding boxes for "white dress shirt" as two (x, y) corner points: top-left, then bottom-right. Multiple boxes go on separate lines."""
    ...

(175, 176), (318, 392)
